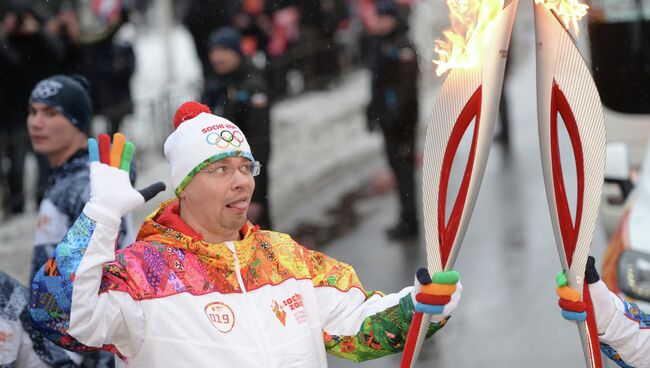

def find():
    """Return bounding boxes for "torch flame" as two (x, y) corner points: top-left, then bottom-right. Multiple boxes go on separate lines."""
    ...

(433, 0), (504, 76)
(535, 0), (589, 34)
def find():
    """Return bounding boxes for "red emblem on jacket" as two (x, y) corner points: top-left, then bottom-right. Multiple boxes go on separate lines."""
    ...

(272, 300), (287, 326)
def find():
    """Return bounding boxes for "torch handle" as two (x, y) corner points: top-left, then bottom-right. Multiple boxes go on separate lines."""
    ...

(400, 311), (426, 368)
(581, 282), (603, 368)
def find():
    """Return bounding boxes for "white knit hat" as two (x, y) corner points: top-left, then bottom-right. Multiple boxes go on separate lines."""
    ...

(164, 101), (254, 196)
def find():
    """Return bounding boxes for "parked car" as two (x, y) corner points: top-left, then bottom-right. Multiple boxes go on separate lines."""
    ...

(590, 0), (650, 238)
(601, 141), (650, 309)
(590, 0), (650, 309)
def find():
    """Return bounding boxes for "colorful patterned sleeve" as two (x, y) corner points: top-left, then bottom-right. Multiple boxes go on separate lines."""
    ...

(599, 298), (650, 368)
(29, 211), (142, 359)
(324, 294), (447, 362)
(305, 249), (447, 362)
(29, 213), (100, 352)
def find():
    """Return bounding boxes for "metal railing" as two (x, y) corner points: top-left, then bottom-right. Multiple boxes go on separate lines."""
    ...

(121, 81), (202, 154)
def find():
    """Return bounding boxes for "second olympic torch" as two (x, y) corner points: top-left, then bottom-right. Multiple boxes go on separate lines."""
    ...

(535, 1), (606, 367)
(400, 1), (518, 367)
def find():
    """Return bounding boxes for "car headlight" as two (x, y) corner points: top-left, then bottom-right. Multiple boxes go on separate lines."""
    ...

(618, 249), (650, 302)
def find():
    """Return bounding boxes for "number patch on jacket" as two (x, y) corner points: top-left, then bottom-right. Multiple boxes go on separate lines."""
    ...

(204, 302), (236, 333)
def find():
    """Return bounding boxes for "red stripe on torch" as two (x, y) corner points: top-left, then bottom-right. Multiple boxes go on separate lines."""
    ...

(400, 309), (424, 368)
(550, 81), (585, 266)
(438, 86), (482, 267)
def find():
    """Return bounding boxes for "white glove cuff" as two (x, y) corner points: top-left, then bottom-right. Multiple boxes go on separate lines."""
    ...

(589, 280), (623, 335)
(411, 274), (422, 305)
(83, 202), (122, 229)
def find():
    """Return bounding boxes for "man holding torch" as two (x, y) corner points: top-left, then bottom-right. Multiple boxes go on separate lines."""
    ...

(557, 257), (650, 367)
(533, 0), (650, 365)
(29, 101), (462, 366)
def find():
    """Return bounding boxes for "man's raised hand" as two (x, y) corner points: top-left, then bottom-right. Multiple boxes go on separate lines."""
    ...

(86, 133), (165, 222)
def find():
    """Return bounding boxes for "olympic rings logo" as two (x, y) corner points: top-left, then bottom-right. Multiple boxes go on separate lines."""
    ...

(205, 130), (244, 148)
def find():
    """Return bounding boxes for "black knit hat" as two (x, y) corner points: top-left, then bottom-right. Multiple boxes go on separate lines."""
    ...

(29, 74), (93, 134)
(376, 0), (398, 16)
(208, 27), (243, 55)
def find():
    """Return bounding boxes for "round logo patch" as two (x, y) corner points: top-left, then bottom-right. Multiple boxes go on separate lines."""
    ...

(204, 302), (235, 333)
(31, 80), (63, 100)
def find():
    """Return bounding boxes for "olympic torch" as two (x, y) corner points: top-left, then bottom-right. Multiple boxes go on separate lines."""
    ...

(400, 1), (518, 367)
(535, 1), (606, 367)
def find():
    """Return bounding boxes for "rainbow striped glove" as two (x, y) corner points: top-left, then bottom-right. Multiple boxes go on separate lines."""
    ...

(86, 133), (165, 223)
(557, 256), (617, 335)
(413, 268), (462, 322)
(556, 269), (587, 322)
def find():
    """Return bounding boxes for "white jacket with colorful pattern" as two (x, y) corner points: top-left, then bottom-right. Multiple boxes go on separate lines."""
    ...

(590, 280), (650, 367)
(29, 199), (445, 367)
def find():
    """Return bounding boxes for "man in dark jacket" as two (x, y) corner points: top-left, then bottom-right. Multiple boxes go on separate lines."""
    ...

(26, 74), (136, 367)
(181, 0), (239, 78)
(27, 74), (135, 281)
(202, 27), (272, 229)
(294, 0), (348, 90)
(366, 0), (419, 240)
(0, 0), (63, 215)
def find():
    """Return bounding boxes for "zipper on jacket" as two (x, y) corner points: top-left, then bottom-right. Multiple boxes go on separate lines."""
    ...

(226, 241), (247, 293)
(226, 241), (273, 366)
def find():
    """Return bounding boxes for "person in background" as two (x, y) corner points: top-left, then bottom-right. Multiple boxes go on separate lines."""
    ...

(365, 0), (419, 240)
(0, 271), (80, 367)
(294, 0), (348, 90)
(0, 0), (62, 215)
(202, 27), (273, 229)
(181, 0), (239, 78)
(27, 74), (137, 367)
(232, 0), (299, 100)
(44, 1), (83, 75)
(27, 74), (135, 278)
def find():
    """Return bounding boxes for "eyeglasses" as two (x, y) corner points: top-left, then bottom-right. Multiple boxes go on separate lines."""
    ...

(198, 161), (261, 178)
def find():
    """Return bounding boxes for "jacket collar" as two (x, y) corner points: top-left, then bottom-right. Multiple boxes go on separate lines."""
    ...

(137, 199), (258, 246)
